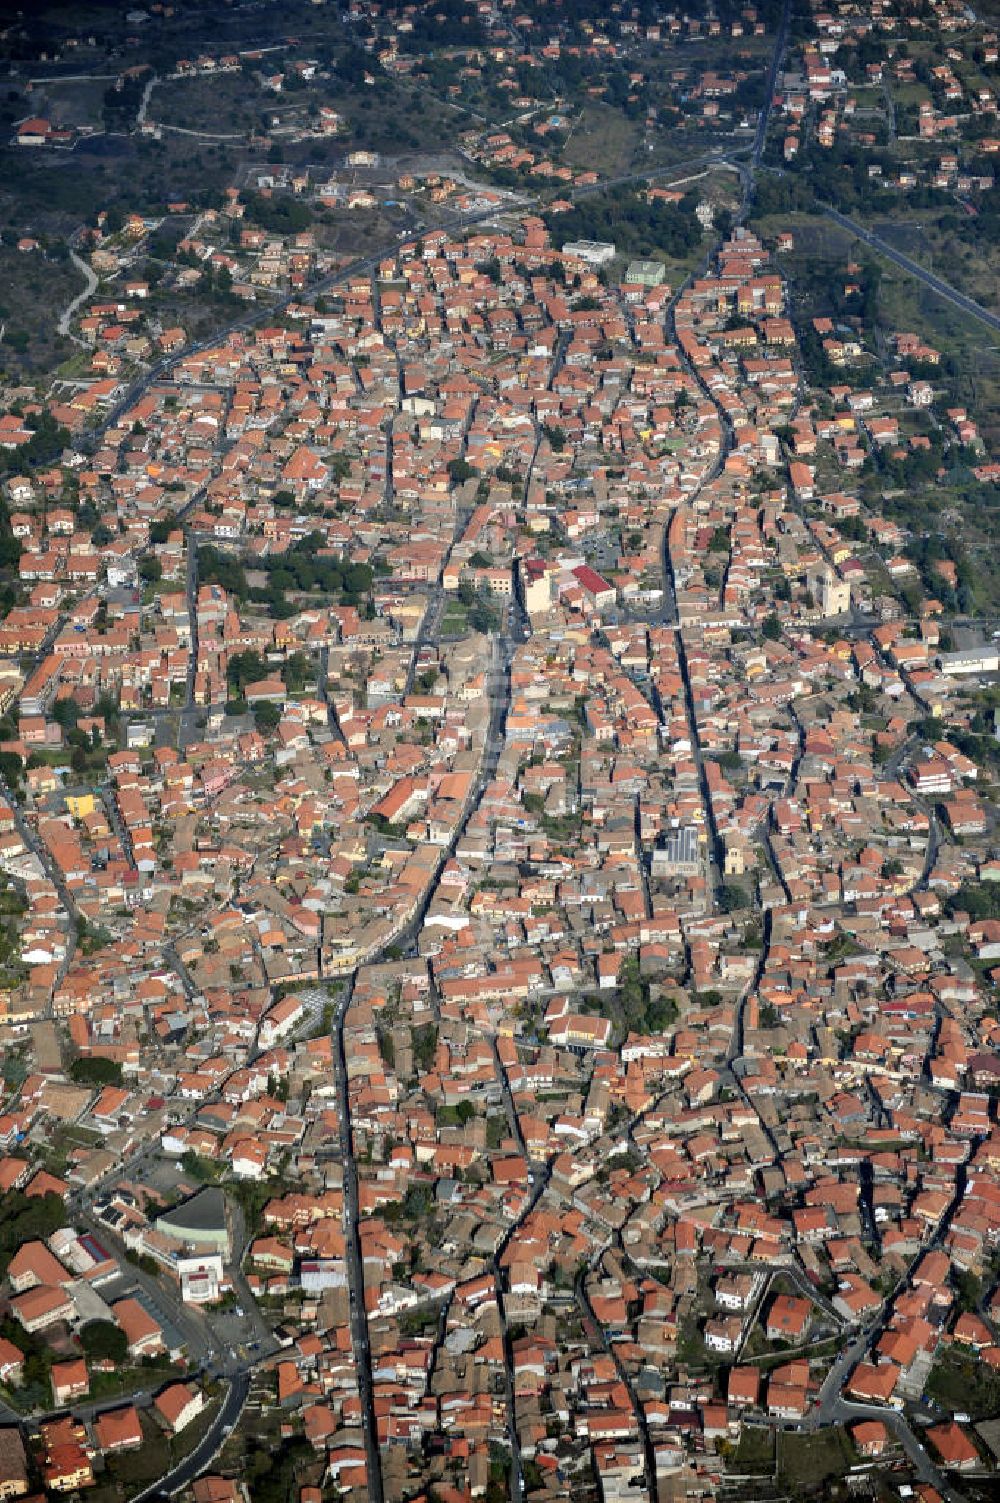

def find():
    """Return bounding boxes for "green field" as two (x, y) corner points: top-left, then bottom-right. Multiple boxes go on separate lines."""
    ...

(561, 102), (641, 178)
(777, 1427), (857, 1495)
(732, 1424), (776, 1475)
(927, 1348), (1000, 1421)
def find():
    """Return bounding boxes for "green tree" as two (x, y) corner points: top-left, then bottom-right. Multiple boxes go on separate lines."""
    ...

(244, 1438), (311, 1503)
(954, 1269), (982, 1314)
(281, 652), (310, 693)
(0, 751), (22, 789)
(413, 1023), (438, 1074)
(51, 697), (80, 731)
(253, 700), (282, 733)
(69, 1056), (123, 1087)
(198, 545), (248, 601)
(181, 1150), (218, 1184)
(0, 1192), (66, 1276)
(719, 883), (747, 912)
(79, 1320), (127, 1364)
(617, 953), (647, 1033)
(149, 513), (177, 546)
(227, 649), (270, 694)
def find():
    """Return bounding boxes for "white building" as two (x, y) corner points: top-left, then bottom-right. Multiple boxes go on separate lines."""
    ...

(301, 1259), (347, 1293)
(562, 239), (617, 266)
(177, 1255), (224, 1304)
(258, 993), (305, 1048)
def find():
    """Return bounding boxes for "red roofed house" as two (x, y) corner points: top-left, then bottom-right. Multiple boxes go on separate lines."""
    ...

(927, 1421), (978, 1470)
(17, 119), (52, 147)
(93, 1405), (143, 1454)
(50, 1360), (89, 1407)
(155, 1382), (205, 1434)
(111, 1298), (165, 1358)
(766, 1294), (811, 1343)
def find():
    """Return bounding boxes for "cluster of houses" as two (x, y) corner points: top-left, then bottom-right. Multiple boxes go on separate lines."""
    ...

(0, 108), (998, 1503)
(780, 0), (999, 164)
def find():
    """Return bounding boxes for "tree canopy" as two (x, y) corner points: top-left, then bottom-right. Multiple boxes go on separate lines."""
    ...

(544, 184), (703, 260)
(80, 1320), (127, 1364)
(69, 1056), (123, 1087)
(0, 1192), (66, 1277)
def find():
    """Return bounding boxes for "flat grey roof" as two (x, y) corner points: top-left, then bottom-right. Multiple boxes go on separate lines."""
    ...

(158, 1185), (228, 1234)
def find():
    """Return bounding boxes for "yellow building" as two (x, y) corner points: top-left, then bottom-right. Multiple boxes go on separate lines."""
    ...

(724, 837), (746, 877)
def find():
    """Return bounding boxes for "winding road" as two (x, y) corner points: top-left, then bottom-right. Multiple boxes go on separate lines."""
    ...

(56, 250), (99, 339)
(136, 73), (159, 128)
(131, 1372), (251, 1503)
